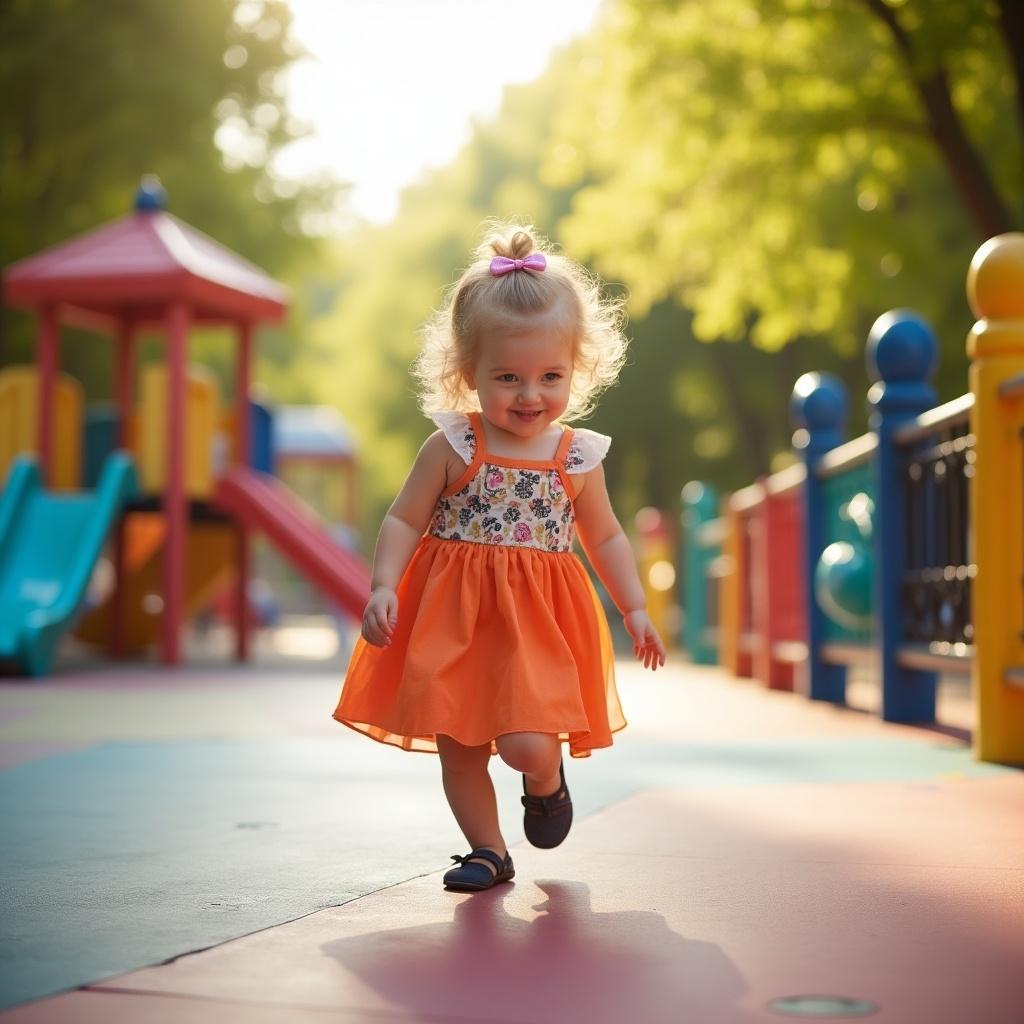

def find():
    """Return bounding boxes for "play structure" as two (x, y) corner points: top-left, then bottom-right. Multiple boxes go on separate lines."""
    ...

(274, 404), (360, 531)
(261, 404), (362, 614)
(681, 232), (1024, 766)
(0, 179), (370, 675)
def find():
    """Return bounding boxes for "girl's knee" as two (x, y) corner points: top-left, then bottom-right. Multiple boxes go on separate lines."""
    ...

(495, 732), (560, 774)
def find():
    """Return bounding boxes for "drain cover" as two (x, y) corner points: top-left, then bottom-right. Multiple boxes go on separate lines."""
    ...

(767, 995), (878, 1017)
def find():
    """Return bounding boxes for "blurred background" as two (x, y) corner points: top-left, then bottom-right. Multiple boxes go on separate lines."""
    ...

(2, 0), (1021, 549)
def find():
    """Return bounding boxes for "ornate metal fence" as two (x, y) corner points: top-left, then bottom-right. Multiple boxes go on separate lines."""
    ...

(895, 395), (975, 667)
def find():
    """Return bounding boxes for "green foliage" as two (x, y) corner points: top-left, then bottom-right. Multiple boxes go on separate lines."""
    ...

(0, 0), (341, 400)
(315, 2), (1019, 534)
(545, 0), (1020, 380)
(0, 0), (340, 259)
(309, 59), (588, 535)
(9, 0), (1014, 538)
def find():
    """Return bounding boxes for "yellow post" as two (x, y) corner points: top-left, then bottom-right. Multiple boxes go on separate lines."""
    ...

(967, 232), (1024, 764)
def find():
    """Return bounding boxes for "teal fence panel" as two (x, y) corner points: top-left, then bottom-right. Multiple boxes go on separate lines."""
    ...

(818, 458), (874, 645)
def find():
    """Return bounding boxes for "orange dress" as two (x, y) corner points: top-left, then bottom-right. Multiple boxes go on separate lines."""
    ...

(332, 411), (626, 758)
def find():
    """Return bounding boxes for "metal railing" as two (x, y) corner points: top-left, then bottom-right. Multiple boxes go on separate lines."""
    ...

(896, 395), (975, 673)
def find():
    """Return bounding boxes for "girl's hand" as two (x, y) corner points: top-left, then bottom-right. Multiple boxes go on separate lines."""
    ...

(623, 609), (666, 671)
(362, 587), (398, 647)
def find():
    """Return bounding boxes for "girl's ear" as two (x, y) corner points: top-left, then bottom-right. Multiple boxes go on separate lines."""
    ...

(462, 368), (477, 391)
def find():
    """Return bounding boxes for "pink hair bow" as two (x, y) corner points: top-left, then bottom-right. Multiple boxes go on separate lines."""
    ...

(489, 253), (547, 276)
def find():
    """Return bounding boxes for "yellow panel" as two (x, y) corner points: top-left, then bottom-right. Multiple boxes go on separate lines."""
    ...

(0, 366), (82, 490)
(136, 364), (222, 496)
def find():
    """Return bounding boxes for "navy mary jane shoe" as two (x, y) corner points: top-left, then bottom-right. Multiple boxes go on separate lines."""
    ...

(443, 848), (515, 892)
(522, 758), (573, 849)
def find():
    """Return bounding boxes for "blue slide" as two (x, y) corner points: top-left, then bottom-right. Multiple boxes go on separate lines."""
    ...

(0, 452), (138, 676)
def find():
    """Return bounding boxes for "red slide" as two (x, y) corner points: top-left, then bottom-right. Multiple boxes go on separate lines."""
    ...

(213, 467), (371, 620)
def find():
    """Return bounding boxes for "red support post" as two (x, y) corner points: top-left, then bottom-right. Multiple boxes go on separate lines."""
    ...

(755, 486), (797, 690)
(161, 304), (189, 666)
(236, 320), (252, 467)
(750, 487), (772, 686)
(110, 319), (137, 659)
(36, 306), (59, 487)
(115, 320), (137, 449)
(722, 489), (758, 678)
(234, 320), (253, 662)
(748, 470), (807, 691)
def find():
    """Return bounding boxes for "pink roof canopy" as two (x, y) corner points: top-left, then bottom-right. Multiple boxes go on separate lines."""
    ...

(3, 179), (289, 327)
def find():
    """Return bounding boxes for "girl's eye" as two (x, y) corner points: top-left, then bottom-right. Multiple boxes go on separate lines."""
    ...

(543, 373), (563, 382)
(497, 374), (517, 383)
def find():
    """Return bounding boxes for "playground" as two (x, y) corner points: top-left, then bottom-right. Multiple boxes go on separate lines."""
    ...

(0, 179), (370, 678)
(3, 2), (1024, 1018)
(0, 184), (1022, 1020)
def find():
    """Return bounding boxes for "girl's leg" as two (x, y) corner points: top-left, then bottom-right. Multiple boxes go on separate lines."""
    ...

(495, 732), (563, 797)
(436, 733), (507, 873)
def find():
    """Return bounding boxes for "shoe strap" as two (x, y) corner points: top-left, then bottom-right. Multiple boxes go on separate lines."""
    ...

(451, 848), (506, 874)
(521, 789), (570, 815)
(521, 759), (569, 815)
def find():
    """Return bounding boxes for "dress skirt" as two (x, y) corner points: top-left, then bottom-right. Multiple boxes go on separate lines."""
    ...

(333, 535), (626, 758)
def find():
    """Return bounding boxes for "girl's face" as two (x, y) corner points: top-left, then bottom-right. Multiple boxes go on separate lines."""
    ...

(466, 320), (575, 439)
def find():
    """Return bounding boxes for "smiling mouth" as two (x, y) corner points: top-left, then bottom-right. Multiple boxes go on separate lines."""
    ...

(514, 410), (542, 420)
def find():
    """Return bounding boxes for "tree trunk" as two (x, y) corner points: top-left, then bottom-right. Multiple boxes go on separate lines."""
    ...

(995, 0), (1024, 153)
(915, 69), (1015, 238)
(862, 0), (1015, 239)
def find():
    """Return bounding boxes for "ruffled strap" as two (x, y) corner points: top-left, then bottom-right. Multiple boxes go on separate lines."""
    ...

(564, 428), (611, 474)
(431, 410), (477, 465)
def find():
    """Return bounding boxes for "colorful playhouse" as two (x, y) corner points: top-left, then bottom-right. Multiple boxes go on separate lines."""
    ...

(0, 180), (370, 675)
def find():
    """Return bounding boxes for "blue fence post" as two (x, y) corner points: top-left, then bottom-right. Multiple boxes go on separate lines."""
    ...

(867, 310), (938, 722)
(681, 481), (719, 664)
(791, 373), (848, 702)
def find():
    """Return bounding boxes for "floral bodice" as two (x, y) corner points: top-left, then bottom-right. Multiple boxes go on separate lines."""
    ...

(427, 411), (611, 553)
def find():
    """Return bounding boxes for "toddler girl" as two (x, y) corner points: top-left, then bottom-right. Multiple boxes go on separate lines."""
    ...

(333, 223), (665, 892)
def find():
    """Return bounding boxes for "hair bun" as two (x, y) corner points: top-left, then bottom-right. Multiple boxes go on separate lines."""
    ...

(487, 228), (536, 262)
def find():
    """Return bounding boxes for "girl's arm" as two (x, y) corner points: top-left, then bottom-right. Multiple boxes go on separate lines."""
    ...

(362, 431), (451, 646)
(573, 464), (667, 671)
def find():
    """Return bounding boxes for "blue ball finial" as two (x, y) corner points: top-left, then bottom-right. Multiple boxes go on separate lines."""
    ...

(790, 372), (847, 431)
(134, 174), (167, 213)
(790, 372), (847, 455)
(866, 309), (937, 384)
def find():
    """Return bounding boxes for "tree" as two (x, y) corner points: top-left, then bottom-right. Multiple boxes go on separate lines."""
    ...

(0, 0), (342, 393)
(860, 0), (1021, 239)
(543, 0), (1022, 368)
(304, 53), (592, 532)
(309, 40), (858, 533)
(308, 3), (1023, 535)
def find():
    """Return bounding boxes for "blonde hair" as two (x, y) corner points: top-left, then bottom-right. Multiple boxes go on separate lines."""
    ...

(413, 221), (628, 422)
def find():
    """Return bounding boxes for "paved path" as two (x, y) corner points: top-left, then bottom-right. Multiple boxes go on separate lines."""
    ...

(1, 645), (1021, 1022)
